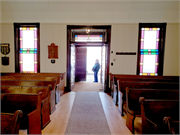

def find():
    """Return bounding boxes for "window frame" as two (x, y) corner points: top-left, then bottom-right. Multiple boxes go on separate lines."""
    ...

(136, 23), (167, 76)
(14, 23), (40, 73)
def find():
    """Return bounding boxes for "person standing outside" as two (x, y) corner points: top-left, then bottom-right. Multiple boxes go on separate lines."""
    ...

(92, 59), (100, 82)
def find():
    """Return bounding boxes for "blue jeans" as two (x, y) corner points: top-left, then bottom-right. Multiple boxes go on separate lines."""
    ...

(94, 72), (98, 82)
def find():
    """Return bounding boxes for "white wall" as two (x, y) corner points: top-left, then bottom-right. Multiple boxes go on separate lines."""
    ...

(110, 24), (138, 74)
(163, 24), (179, 75)
(110, 23), (180, 76)
(1, 23), (15, 72)
(1, 1), (179, 24)
(1, 23), (179, 76)
(0, 1), (179, 76)
(40, 24), (66, 73)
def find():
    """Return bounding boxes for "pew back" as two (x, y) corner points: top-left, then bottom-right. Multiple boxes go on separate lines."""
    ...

(1, 93), (42, 134)
(1, 76), (57, 82)
(1, 85), (51, 128)
(139, 97), (179, 134)
(117, 81), (179, 116)
(1, 80), (56, 114)
(127, 89), (179, 112)
(125, 88), (179, 133)
(1, 80), (56, 90)
(1, 85), (51, 100)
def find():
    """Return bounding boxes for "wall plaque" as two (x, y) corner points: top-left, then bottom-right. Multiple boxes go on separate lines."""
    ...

(2, 57), (9, 66)
(1, 43), (10, 66)
(48, 43), (58, 59)
(1, 43), (10, 55)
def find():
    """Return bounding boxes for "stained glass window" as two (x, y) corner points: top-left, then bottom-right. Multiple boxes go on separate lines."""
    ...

(19, 27), (38, 73)
(75, 35), (102, 42)
(139, 28), (160, 76)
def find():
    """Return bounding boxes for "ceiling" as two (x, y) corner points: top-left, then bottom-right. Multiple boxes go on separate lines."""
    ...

(0, 0), (179, 23)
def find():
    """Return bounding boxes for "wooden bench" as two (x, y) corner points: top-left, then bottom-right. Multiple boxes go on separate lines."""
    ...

(110, 73), (179, 82)
(125, 89), (179, 133)
(139, 97), (179, 134)
(1, 76), (60, 103)
(1, 72), (65, 93)
(1, 85), (51, 129)
(1, 110), (23, 134)
(114, 77), (179, 100)
(1, 72), (66, 103)
(163, 116), (179, 134)
(1, 93), (42, 134)
(110, 73), (179, 97)
(1, 80), (57, 114)
(117, 81), (179, 116)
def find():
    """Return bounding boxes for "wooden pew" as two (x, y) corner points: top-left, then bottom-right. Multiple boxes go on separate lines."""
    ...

(110, 73), (179, 97)
(126, 88), (179, 133)
(110, 73), (179, 82)
(163, 116), (179, 134)
(1, 80), (57, 114)
(139, 97), (179, 134)
(1, 72), (66, 103)
(1, 75), (61, 104)
(1, 93), (42, 134)
(117, 81), (179, 116)
(113, 77), (179, 103)
(1, 110), (23, 134)
(1, 85), (51, 129)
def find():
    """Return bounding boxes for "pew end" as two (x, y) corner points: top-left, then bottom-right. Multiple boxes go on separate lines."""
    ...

(1, 93), (42, 134)
(139, 97), (179, 134)
(1, 110), (23, 134)
(163, 117), (179, 134)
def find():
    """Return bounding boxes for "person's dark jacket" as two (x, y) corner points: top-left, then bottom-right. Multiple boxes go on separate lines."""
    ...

(92, 63), (100, 72)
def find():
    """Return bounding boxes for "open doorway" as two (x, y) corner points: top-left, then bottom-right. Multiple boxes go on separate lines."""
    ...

(67, 25), (111, 93)
(86, 47), (101, 82)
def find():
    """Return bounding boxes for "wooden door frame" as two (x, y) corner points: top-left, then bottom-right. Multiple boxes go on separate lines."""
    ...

(66, 25), (111, 94)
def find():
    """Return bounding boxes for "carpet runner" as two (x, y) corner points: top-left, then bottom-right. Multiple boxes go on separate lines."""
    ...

(65, 91), (111, 135)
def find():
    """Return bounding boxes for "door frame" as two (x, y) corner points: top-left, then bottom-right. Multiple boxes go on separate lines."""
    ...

(66, 25), (111, 93)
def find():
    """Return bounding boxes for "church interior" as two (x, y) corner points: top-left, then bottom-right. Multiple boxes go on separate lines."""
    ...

(0, 0), (179, 134)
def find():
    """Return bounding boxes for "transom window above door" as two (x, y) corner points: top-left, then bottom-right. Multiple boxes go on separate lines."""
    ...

(70, 27), (107, 42)
(75, 35), (102, 42)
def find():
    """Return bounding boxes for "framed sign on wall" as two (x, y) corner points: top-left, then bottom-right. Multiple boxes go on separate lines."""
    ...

(48, 43), (58, 64)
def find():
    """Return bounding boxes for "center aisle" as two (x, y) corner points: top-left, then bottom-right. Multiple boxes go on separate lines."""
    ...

(65, 91), (111, 134)
(20, 91), (131, 135)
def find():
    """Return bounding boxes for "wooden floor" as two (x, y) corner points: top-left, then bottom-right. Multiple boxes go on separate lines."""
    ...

(72, 82), (103, 91)
(19, 83), (132, 135)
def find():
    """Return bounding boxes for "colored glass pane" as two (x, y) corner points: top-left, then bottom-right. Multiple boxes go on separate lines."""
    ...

(139, 27), (160, 76)
(143, 55), (156, 73)
(19, 27), (37, 73)
(22, 29), (34, 48)
(75, 35), (102, 42)
(22, 54), (34, 72)
(144, 30), (157, 49)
